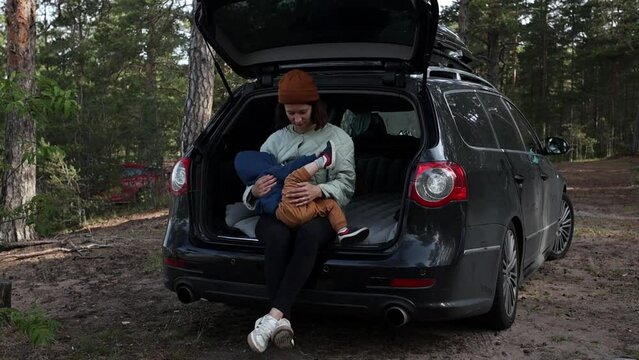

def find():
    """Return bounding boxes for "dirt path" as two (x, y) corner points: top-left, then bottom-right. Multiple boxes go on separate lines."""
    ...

(1, 156), (638, 360)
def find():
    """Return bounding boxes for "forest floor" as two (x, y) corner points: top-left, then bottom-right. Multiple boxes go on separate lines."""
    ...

(1, 156), (638, 360)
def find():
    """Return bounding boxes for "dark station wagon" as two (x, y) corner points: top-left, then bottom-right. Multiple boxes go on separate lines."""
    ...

(163, 0), (575, 329)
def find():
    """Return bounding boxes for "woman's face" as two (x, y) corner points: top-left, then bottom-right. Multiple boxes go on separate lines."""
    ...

(284, 104), (314, 133)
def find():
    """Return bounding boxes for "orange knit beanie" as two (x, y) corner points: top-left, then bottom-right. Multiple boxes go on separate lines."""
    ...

(278, 69), (319, 104)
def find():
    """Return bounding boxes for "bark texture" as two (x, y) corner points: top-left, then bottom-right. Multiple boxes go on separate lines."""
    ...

(181, 0), (215, 154)
(2, 0), (37, 243)
(486, 30), (500, 86)
(458, 0), (471, 45)
(485, 0), (500, 86)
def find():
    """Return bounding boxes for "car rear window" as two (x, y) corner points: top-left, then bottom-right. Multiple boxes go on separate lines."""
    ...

(340, 109), (420, 138)
(445, 91), (498, 149)
(212, 0), (419, 53)
(375, 111), (421, 138)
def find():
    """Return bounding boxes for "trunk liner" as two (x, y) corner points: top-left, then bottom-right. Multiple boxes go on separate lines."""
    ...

(224, 193), (401, 245)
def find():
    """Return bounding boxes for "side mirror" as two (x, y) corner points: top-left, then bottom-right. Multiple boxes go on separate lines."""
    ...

(544, 137), (570, 155)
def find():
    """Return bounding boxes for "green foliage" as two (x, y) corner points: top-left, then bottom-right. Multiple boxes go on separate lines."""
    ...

(37, 0), (188, 200)
(144, 251), (164, 273)
(3, 0), (188, 236)
(0, 139), (86, 237)
(212, 58), (247, 114)
(0, 74), (83, 236)
(562, 123), (598, 161)
(0, 305), (59, 347)
(6, 0), (638, 237)
(0, 74), (79, 123)
(31, 139), (86, 236)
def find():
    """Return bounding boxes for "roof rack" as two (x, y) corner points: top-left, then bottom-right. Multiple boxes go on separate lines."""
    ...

(427, 66), (496, 89)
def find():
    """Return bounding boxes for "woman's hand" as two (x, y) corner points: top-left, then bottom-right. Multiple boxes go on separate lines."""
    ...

(251, 175), (276, 198)
(286, 182), (323, 206)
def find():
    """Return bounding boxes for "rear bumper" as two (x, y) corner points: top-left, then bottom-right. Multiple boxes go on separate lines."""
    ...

(164, 271), (493, 321)
(163, 192), (505, 322)
(163, 223), (504, 322)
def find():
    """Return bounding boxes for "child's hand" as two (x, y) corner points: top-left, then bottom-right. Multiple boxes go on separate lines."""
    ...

(252, 175), (276, 198)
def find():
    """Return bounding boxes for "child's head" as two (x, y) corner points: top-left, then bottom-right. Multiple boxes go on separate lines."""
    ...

(234, 151), (277, 185)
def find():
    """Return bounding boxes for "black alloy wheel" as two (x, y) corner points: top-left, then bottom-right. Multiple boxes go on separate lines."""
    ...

(485, 222), (519, 330)
(547, 193), (574, 261)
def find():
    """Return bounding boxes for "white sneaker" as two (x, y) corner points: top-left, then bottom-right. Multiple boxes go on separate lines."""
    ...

(247, 314), (278, 353)
(272, 318), (295, 349)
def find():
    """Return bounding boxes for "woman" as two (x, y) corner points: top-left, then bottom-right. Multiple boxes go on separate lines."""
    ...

(241, 69), (356, 353)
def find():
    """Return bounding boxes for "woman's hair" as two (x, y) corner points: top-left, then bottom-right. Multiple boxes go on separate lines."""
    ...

(274, 100), (329, 130)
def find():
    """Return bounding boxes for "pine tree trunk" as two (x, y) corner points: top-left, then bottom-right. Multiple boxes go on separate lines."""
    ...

(144, 28), (160, 166)
(181, 0), (215, 154)
(1, 0), (37, 243)
(485, 0), (500, 86)
(458, 0), (471, 45)
(540, 0), (549, 126)
(486, 30), (500, 86)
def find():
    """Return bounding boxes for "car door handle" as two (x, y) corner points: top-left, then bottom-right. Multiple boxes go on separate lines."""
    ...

(514, 174), (525, 183)
(540, 172), (549, 180)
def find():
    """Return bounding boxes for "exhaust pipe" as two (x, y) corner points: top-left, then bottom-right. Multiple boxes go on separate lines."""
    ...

(385, 306), (410, 327)
(176, 285), (198, 304)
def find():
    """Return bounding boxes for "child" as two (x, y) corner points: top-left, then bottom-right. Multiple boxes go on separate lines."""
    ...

(234, 141), (368, 244)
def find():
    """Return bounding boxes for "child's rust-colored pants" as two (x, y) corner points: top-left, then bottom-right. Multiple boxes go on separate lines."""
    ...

(276, 168), (347, 231)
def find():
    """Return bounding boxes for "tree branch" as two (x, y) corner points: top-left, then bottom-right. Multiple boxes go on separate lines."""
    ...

(0, 240), (59, 252)
(0, 243), (113, 261)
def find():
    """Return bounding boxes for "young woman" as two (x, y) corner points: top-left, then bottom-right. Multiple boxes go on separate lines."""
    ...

(242, 69), (357, 353)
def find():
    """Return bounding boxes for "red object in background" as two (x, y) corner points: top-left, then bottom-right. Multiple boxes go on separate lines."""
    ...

(109, 162), (161, 204)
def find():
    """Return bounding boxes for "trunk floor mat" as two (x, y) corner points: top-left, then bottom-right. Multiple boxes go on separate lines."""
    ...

(225, 193), (401, 245)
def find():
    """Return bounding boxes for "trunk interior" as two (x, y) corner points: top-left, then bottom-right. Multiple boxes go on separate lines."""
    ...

(197, 91), (422, 247)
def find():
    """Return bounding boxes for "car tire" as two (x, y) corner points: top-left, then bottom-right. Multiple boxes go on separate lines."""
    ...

(485, 223), (519, 330)
(547, 193), (574, 261)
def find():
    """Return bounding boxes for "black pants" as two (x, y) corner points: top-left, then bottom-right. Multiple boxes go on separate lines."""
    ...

(256, 215), (334, 318)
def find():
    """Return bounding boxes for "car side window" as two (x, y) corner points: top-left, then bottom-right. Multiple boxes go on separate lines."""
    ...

(445, 91), (498, 149)
(504, 101), (542, 153)
(478, 93), (525, 152)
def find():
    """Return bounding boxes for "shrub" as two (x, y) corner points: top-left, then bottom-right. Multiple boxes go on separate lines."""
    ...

(0, 304), (59, 347)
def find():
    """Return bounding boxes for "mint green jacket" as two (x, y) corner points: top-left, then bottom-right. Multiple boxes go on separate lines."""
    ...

(243, 123), (356, 209)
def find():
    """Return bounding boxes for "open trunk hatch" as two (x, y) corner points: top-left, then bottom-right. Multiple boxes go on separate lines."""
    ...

(195, 0), (439, 78)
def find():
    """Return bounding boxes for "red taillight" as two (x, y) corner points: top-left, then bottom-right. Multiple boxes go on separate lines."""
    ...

(164, 257), (187, 268)
(409, 162), (467, 208)
(169, 158), (190, 196)
(390, 278), (436, 288)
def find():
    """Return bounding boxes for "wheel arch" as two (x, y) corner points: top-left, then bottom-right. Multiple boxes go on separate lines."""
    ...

(510, 216), (524, 267)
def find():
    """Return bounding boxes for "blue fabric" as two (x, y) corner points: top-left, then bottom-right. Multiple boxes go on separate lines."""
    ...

(235, 151), (316, 215)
